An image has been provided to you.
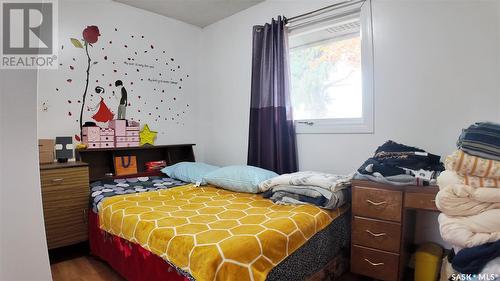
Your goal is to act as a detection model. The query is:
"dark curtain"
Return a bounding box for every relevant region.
[247,16,298,174]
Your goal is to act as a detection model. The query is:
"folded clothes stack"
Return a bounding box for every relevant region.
[353,140,444,186]
[436,122,500,276]
[259,171,352,209]
[458,122,500,161]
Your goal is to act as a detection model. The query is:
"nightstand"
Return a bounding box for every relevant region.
[350,180,439,281]
[39,162,89,249]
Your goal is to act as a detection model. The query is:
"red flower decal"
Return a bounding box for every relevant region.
[82,26,100,44]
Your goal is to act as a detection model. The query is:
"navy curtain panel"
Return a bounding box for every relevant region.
[247,16,298,174]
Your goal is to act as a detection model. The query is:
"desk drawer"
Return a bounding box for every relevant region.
[351,245,399,281]
[353,186,403,222]
[405,192,438,211]
[352,216,401,252]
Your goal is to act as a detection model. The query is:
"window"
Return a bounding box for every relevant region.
[288,0,374,134]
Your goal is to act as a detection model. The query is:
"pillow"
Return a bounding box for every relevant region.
[161,162,219,185]
[203,165,278,193]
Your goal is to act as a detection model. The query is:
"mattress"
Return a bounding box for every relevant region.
[90,177,350,281]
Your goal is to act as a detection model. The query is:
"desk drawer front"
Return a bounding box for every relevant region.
[351,245,399,281]
[405,192,438,211]
[352,186,403,222]
[352,216,401,252]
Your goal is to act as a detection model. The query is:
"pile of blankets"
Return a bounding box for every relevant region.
[354,140,444,186]
[259,171,352,209]
[436,122,500,276]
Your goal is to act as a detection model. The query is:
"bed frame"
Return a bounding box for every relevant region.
[79,143,350,281]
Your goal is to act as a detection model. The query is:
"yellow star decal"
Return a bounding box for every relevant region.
[139,124,157,146]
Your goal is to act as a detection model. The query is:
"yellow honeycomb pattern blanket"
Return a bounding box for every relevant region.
[99,185,347,281]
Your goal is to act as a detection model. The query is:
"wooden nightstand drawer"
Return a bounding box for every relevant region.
[40,164,89,249]
[351,245,400,281]
[352,216,401,252]
[353,186,403,222]
[405,192,438,211]
[40,167,88,188]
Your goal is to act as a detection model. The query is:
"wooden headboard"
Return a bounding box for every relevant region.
[76,144,195,182]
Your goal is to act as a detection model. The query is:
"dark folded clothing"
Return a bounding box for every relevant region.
[452,240,500,274]
[358,158,409,177]
[458,122,500,161]
[373,140,443,171]
[357,141,444,185]
[262,190,327,206]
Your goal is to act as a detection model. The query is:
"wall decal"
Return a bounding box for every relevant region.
[70,25,101,139]
[139,124,157,146]
[114,80,127,119]
[95,86,105,94]
[41,100,49,112]
[38,3,196,145]
[92,97,114,122]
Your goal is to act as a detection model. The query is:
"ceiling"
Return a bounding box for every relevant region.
[113,0,265,28]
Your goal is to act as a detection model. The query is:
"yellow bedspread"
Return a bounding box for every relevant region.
[99,185,347,281]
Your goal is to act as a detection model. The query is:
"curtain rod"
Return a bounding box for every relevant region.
[286,0,364,23]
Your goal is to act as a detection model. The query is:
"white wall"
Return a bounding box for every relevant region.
[0,70,52,281]
[38,1,202,154]
[199,0,500,245]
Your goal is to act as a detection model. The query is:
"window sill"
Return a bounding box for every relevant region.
[295,119,374,134]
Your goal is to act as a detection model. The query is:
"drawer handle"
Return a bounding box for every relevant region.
[364,258,385,266]
[51,178,64,183]
[83,209,88,223]
[365,229,387,237]
[366,199,387,206]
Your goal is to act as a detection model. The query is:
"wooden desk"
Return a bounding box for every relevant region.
[350,180,439,281]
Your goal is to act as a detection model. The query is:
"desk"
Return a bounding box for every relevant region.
[350,180,439,281]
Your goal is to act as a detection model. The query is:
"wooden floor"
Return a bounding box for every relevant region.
[51,256,125,281]
[49,243,125,281]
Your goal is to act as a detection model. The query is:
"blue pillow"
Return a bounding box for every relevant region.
[161,162,219,185]
[203,165,278,193]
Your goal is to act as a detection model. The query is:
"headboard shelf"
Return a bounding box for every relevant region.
[76,144,195,152]
[76,144,195,182]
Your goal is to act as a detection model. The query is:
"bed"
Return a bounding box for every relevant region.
[87,176,351,281]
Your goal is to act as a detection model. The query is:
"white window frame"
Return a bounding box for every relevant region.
[290,0,374,134]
